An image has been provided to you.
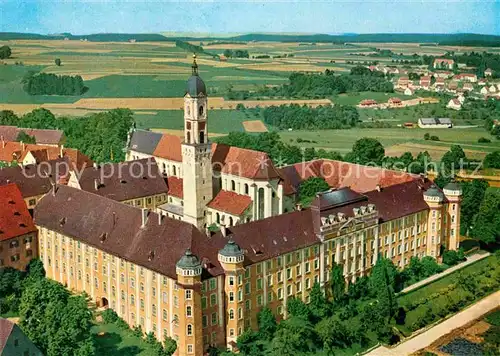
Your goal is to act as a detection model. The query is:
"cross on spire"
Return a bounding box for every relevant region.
[192,54,198,76]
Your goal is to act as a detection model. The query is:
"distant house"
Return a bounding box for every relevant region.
[433,58,454,69]
[447,81,458,92]
[434,71,452,79]
[359,99,378,107]
[485,68,493,77]
[0,318,43,356]
[388,97,402,107]
[463,82,473,91]
[404,88,414,96]
[129,39,136,43]
[419,76,431,89]
[478,78,487,86]
[489,85,497,93]
[434,77,445,91]
[481,86,489,95]
[454,73,477,83]
[0,126,65,147]
[397,76,409,88]
[418,118,453,128]
[219,54,227,62]
[447,98,462,110]
[404,122,415,128]
[457,94,465,104]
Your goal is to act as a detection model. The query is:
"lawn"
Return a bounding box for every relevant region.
[92,322,158,356]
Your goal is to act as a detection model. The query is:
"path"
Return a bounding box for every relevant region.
[366,290,500,356]
[400,252,490,294]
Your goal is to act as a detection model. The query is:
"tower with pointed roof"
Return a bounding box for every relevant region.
[423,184,445,258]
[175,249,204,356]
[182,55,213,229]
[217,239,245,349]
[443,181,462,250]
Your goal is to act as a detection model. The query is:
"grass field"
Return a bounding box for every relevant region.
[92,322,157,356]
[280,127,500,159]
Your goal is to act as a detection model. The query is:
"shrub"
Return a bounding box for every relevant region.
[430,135,440,141]
[101,308,119,323]
[133,325,143,337]
[424,133,430,140]
[442,249,465,266]
[115,317,129,330]
[478,137,491,143]
[486,310,500,327]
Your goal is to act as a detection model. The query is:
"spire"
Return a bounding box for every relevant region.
[191,54,198,76]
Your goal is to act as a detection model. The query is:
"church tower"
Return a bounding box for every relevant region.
[182,55,213,229]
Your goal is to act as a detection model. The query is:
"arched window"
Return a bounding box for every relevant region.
[199,131,204,144]
[199,105,204,116]
[216,213,220,224]
[229,217,234,226]
[229,309,234,320]
[173,166,177,176]
[187,324,193,336]
[130,294,135,305]
[231,180,236,191]
[244,183,249,195]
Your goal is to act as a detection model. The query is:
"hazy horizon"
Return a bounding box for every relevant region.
[1,0,499,36]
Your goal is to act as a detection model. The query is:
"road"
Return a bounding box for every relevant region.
[366,290,500,356]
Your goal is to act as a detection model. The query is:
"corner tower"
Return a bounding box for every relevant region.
[423,185,445,258]
[176,249,204,356]
[182,55,213,229]
[443,181,462,250]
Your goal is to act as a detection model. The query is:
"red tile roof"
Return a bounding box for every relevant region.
[208,190,252,215]
[152,134,182,162]
[282,159,418,193]
[0,318,14,353]
[0,184,37,241]
[167,176,183,198]
[388,97,402,103]
[360,99,377,106]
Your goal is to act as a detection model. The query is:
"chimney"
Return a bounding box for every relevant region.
[376,184,381,192]
[59,144,64,158]
[220,224,227,237]
[94,179,99,190]
[141,208,149,228]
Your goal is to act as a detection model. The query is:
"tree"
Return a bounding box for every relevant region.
[441,145,466,173]
[442,249,465,266]
[55,58,62,66]
[350,65,372,76]
[0,45,11,59]
[483,151,500,169]
[298,177,330,206]
[330,262,345,304]
[316,316,353,351]
[237,330,265,356]
[369,258,397,320]
[16,131,36,144]
[346,138,385,165]
[470,189,500,244]
[257,307,277,340]
[308,282,329,320]
[268,317,317,355]
[286,297,311,320]
[460,180,489,235]
[162,336,177,356]
[20,278,95,355]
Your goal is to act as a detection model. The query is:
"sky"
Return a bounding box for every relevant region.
[0,0,499,35]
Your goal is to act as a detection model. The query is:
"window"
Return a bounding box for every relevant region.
[210,294,217,306]
[185,290,192,300]
[202,315,208,328]
[209,279,216,290]
[256,263,262,274]
[229,309,234,320]
[287,285,292,296]
[187,324,193,336]
[277,271,283,282]
[267,275,273,286]
[186,306,192,317]
[211,312,217,325]
[201,297,207,309]
[306,278,311,289]
[140,282,144,292]
[278,288,283,300]
[257,295,263,306]
[245,282,251,294]
[245,300,251,311]
[140,299,144,310]
[9,240,19,248]
[229,276,235,286]
[286,268,292,280]
[314,258,319,270]
[305,262,310,273]
[163,309,168,321]
[296,265,301,276]
[130,294,135,305]
[130,278,135,288]
[257,278,262,290]
[229,292,234,302]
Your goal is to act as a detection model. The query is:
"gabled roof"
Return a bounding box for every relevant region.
[0,157,71,198]
[153,134,182,162]
[166,176,183,198]
[208,190,252,216]
[212,143,282,180]
[0,184,37,241]
[128,130,163,155]
[281,159,418,194]
[34,185,215,279]
[75,158,168,201]
[0,318,14,353]
[0,126,64,145]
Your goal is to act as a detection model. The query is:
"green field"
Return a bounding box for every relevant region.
[134,109,265,133]
[333,91,416,106]
[279,127,500,159]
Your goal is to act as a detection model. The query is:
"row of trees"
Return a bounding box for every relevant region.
[223,49,249,58]
[226,69,394,100]
[0,108,134,162]
[0,45,11,59]
[262,104,359,130]
[22,72,86,95]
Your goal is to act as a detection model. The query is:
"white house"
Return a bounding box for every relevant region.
[447,98,462,111]
[404,88,414,96]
